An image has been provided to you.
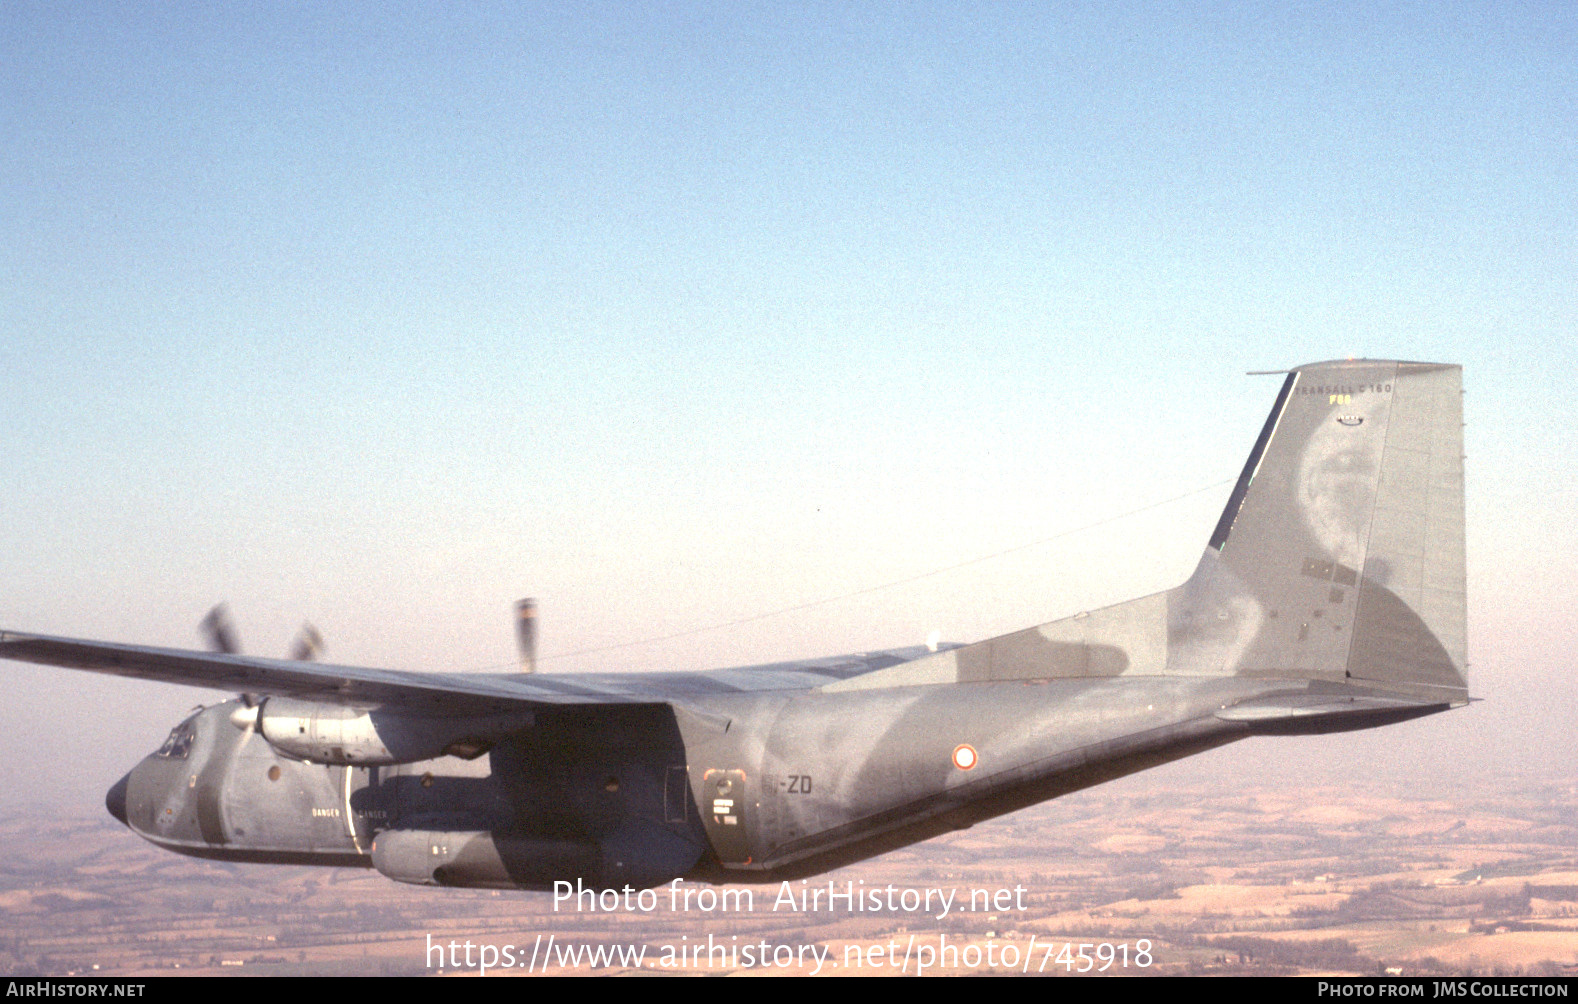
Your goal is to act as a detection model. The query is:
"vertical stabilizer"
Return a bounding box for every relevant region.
[823,359,1468,697]
[1173,360,1466,698]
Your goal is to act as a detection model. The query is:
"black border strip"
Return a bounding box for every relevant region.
[1208,371,1296,551]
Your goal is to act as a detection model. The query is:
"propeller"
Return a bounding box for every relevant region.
[515,597,537,674]
[289,623,324,662]
[201,604,325,722]
[200,604,239,655]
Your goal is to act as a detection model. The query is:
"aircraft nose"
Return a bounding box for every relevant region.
[105,772,130,827]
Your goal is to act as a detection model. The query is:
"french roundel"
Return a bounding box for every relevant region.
[952,744,978,770]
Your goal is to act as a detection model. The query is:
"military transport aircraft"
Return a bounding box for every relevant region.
[0,359,1467,890]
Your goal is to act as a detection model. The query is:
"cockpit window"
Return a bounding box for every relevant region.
[155,717,198,759]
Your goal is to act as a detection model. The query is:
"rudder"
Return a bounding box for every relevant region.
[1346,363,1466,698]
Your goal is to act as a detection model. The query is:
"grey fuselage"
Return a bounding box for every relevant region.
[109,669,1443,889]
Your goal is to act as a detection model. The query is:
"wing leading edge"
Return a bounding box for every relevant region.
[0,630,947,713]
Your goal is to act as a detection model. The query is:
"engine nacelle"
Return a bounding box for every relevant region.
[232,698,531,765]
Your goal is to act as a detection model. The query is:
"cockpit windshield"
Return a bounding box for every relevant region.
[155,715,198,759]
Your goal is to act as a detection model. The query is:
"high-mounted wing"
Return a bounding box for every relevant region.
[0,630,946,713]
[0,631,575,713]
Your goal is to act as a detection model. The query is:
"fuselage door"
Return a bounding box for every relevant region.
[700,768,751,865]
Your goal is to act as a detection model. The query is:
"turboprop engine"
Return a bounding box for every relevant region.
[231,698,531,765]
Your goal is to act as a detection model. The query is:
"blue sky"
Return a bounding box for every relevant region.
[1,3,1574,808]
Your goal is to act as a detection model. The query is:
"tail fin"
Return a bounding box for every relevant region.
[1174,359,1467,699]
[826,359,1468,700]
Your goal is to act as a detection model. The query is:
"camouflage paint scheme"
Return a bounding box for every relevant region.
[0,359,1468,890]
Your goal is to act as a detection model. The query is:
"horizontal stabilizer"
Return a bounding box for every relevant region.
[1215,692,1454,735]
